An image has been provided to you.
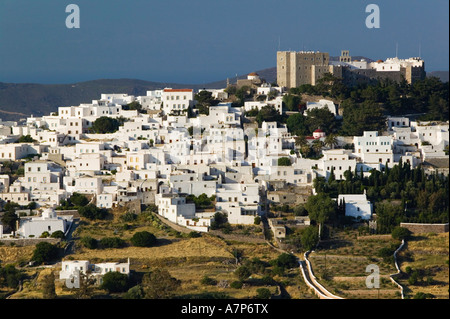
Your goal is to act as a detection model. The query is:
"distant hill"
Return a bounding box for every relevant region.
[427,71,449,83]
[0,78,226,121]
[1,72,277,121]
[1,56,448,121]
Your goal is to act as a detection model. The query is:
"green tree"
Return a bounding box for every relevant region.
[69,193,89,207]
[78,204,108,220]
[391,226,412,241]
[74,272,96,299]
[287,113,308,136]
[42,271,57,299]
[99,237,126,249]
[272,253,298,269]
[17,134,37,143]
[100,271,129,293]
[211,212,229,230]
[0,264,24,289]
[234,265,251,281]
[340,99,386,136]
[90,116,121,133]
[142,268,181,299]
[80,236,98,249]
[194,90,219,113]
[304,193,337,225]
[324,133,339,149]
[201,276,217,286]
[126,101,142,111]
[50,230,65,239]
[282,94,301,111]
[32,242,59,265]
[130,231,157,247]
[311,139,325,156]
[1,210,19,236]
[301,226,319,251]
[124,285,144,299]
[277,157,291,166]
[255,105,283,126]
[305,108,336,134]
[256,288,272,299]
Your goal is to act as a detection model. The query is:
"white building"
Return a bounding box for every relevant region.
[161,88,194,115]
[338,194,373,220]
[305,99,337,117]
[319,149,357,180]
[215,183,261,225]
[16,207,73,238]
[155,192,212,232]
[354,131,394,167]
[59,259,130,284]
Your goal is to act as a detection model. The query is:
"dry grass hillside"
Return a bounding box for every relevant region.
[397,232,449,299]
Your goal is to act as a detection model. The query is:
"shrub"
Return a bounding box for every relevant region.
[130,231,156,247]
[81,236,98,249]
[100,237,126,249]
[187,231,201,238]
[256,288,272,299]
[273,253,298,269]
[234,266,251,281]
[100,271,129,293]
[230,281,243,289]
[391,226,412,241]
[78,204,108,220]
[301,226,319,251]
[261,275,275,285]
[70,193,89,207]
[125,285,144,299]
[121,212,137,222]
[413,292,435,299]
[293,204,307,216]
[90,116,121,133]
[50,230,65,239]
[277,157,292,166]
[377,246,396,263]
[0,264,24,289]
[200,276,217,286]
[40,231,50,238]
[32,242,59,265]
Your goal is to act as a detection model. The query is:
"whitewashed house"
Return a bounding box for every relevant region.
[353,131,394,167]
[17,207,73,238]
[59,259,130,285]
[338,194,373,220]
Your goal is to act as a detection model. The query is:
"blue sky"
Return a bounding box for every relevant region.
[0,0,448,84]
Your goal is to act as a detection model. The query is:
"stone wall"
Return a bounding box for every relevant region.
[0,237,60,247]
[399,223,449,234]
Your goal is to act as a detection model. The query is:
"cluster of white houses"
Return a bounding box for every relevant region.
[0,72,449,238]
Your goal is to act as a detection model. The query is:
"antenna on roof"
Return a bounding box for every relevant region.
[278,36,280,51]
[419,41,421,58]
[396,42,398,58]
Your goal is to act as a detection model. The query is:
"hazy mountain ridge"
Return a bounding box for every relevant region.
[0,56,448,121]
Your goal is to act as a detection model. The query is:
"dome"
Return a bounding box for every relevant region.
[376,59,384,63]
[42,208,57,219]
